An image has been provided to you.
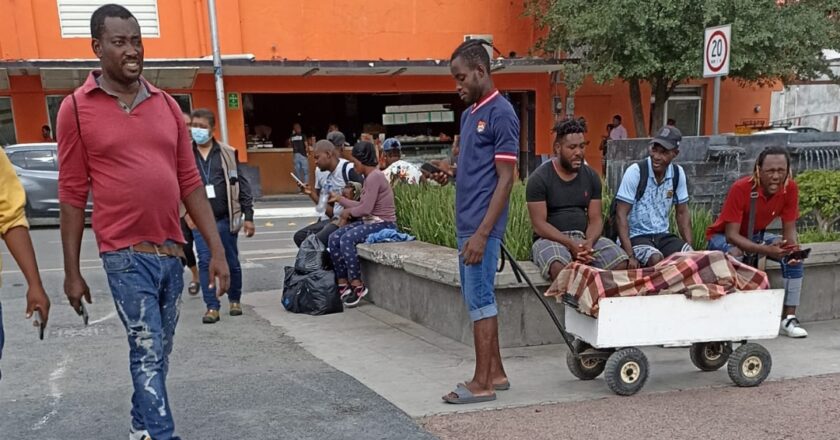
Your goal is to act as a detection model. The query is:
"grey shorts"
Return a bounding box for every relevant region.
[630,233,693,266]
[531,231,629,280]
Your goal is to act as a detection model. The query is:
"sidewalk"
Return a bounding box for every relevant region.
[243,291,840,418]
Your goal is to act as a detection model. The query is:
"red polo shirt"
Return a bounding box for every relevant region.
[706,176,799,240]
[57,71,202,253]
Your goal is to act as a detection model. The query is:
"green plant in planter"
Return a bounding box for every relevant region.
[796,170,840,234]
[799,227,840,244]
[393,183,533,261]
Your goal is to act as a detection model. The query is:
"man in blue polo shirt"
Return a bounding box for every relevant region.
[434,39,518,405]
[615,126,693,268]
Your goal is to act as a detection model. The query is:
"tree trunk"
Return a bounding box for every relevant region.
[628,79,648,138]
[650,79,671,135]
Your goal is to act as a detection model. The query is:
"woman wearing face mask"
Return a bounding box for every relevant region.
[189,109,256,324]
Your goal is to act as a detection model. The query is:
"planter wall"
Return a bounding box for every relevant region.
[357,241,840,348]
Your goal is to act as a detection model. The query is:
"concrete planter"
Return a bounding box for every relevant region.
[357,241,840,348]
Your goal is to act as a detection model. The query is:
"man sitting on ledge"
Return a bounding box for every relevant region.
[706,146,808,338]
[615,126,693,268]
[526,119,629,281]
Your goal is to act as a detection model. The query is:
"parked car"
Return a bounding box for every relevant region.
[3,143,93,219]
[755,126,821,135]
[788,126,821,133]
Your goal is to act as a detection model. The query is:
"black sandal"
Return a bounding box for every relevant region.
[188,282,200,295]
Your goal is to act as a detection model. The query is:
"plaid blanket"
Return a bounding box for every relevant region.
[546,251,769,317]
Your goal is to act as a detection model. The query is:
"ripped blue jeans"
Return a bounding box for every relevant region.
[102,247,184,440]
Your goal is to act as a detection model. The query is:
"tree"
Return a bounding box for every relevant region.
[796,170,840,233]
[528,0,840,137]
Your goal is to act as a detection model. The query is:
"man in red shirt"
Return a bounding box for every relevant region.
[706,146,807,338]
[57,5,230,440]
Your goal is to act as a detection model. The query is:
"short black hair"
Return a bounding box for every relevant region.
[90,4,136,39]
[553,119,587,143]
[451,39,491,73]
[613,115,622,123]
[191,108,216,129]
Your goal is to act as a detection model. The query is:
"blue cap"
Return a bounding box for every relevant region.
[382,138,401,152]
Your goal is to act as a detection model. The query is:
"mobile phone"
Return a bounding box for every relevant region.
[78,303,89,326]
[787,248,811,261]
[421,163,442,175]
[33,310,45,340]
[290,172,304,186]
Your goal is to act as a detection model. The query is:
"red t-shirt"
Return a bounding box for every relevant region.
[57,72,202,253]
[706,176,799,240]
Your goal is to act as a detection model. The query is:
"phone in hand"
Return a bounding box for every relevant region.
[33,310,45,340]
[787,248,812,261]
[420,163,442,175]
[78,302,89,326]
[290,172,304,186]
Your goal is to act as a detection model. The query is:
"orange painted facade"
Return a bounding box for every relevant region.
[0,0,780,185]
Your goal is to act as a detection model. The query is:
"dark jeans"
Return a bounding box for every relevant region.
[328,221,395,281]
[294,219,340,247]
[193,218,242,310]
[102,248,184,440]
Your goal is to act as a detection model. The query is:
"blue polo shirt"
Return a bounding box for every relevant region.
[616,157,689,238]
[455,90,520,239]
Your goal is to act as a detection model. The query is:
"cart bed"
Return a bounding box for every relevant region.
[565,289,784,349]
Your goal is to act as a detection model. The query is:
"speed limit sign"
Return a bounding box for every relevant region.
[704,25,731,77]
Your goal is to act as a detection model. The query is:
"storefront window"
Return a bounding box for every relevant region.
[46,95,68,138]
[172,94,192,113]
[0,97,16,146]
[664,87,703,136]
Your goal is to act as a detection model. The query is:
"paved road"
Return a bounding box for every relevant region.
[0,203,436,440]
[422,373,840,440]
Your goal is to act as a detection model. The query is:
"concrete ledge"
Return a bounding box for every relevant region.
[765,242,840,321]
[357,242,560,348]
[357,241,840,347]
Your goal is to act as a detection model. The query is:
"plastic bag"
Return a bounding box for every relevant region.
[296,234,327,273]
[282,266,342,315]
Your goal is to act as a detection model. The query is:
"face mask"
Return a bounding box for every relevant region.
[191,127,211,145]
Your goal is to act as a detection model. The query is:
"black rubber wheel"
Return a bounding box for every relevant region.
[604,347,649,396]
[689,342,732,372]
[728,343,772,387]
[566,339,606,381]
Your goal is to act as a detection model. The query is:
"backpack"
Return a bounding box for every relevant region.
[603,159,681,241]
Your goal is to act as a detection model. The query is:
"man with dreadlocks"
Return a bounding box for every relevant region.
[706,146,807,338]
[433,38,518,404]
[526,118,629,281]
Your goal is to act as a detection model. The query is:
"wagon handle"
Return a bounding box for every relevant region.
[500,244,577,353]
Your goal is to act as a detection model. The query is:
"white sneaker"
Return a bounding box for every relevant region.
[129,426,151,440]
[781,315,808,338]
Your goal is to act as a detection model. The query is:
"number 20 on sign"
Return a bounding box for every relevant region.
[703,25,731,78]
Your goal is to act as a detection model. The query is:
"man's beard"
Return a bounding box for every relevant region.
[559,155,579,172]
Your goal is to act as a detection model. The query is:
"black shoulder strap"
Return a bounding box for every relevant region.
[747,188,759,241]
[634,159,649,201]
[341,161,351,182]
[71,91,89,154]
[671,163,680,200]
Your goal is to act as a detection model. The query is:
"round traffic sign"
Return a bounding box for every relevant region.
[705,30,729,73]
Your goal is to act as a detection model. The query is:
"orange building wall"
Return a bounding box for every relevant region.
[1,0,535,61]
[4,76,49,143]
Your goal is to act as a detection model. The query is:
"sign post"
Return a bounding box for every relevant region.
[703,24,731,135]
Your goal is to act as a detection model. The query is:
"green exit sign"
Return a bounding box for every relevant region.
[227,92,240,109]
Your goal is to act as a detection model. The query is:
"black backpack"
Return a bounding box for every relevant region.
[603,159,680,241]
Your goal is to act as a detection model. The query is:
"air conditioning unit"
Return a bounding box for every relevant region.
[464,34,494,58]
